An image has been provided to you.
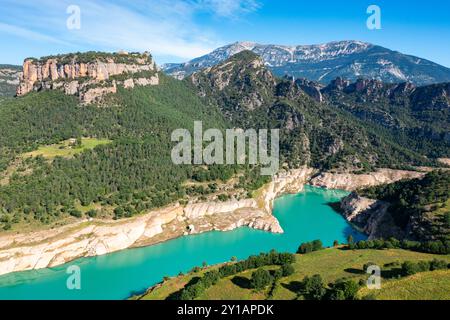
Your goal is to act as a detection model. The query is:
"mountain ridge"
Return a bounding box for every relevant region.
[163,40,450,86]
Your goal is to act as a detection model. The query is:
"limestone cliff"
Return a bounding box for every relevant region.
[16,51,159,103]
[340,193,403,239]
[309,169,425,191]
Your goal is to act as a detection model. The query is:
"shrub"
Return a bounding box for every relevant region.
[86,209,97,218]
[69,209,82,218]
[297,240,324,254]
[250,268,273,290]
[281,263,295,277]
[430,259,448,271]
[329,279,360,300]
[401,261,420,276]
[302,275,326,300]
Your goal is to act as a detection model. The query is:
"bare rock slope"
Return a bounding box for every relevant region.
[16,51,159,103]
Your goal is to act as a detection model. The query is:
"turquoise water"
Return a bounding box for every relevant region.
[0,186,366,300]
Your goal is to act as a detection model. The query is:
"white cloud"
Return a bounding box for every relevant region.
[0,22,71,46]
[196,0,260,18]
[0,0,261,62]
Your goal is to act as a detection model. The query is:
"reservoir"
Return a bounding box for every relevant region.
[0,186,366,299]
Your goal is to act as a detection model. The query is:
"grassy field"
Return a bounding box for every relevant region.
[23,138,112,159]
[359,270,450,300]
[137,248,450,300]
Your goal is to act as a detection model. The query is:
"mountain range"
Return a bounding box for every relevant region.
[0,48,449,236]
[162,41,450,86]
[0,64,21,96]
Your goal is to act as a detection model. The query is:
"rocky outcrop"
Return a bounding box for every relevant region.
[259,167,315,214]
[309,168,425,191]
[295,78,324,102]
[340,193,403,239]
[16,51,159,103]
[190,51,276,111]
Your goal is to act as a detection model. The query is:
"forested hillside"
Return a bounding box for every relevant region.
[189,51,445,170]
[322,80,450,158]
[360,171,450,242]
[0,74,235,230]
[0,51,449,233]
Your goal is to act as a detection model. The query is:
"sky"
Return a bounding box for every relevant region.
[0,0,449,67]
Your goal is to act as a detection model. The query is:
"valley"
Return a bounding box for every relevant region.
[0,45,449,300]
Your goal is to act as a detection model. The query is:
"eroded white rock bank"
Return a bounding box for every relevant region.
[309,168,425,191]
[0,167,425,276]
[0,167,314,275]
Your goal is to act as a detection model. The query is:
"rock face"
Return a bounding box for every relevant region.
[0,199,279,276]
[16,51,159,103]
[340,193,401,239]
[190,51,276,111]
[309,169,425,191]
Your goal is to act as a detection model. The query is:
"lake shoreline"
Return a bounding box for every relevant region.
[0,167,423,277]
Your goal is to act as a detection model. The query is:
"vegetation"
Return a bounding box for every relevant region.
[1,51,449,234]
[136,247,450,300]
[32,51,153,65]
[324,81,450,159]
[358,270,450,300]
[297,239,324,254]
[348,238,450,255]
[359,171,450,241]
[191,51,448,171]
[23,138,112,159]
[171,251,295,300]
[0,75,234,230]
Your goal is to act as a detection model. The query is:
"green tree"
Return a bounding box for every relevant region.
[402,261,420,276]
[250,268,273,291]
[329,280,359,300]
[302,275,326,300]
[281,263,295,277]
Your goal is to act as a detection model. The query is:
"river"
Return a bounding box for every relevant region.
[0,186,366,299]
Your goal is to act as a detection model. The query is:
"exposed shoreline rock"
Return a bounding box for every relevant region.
[0,167,315,276]
[0,202,283,276]
[309,168,425,191]
[0,167,425,276]
[339,193,402,239]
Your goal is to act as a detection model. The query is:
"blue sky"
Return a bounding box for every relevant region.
[1,0,449,67]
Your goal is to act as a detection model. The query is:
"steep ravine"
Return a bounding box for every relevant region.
[0,167,424,276]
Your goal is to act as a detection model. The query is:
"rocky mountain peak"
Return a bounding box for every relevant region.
[190,50,276,112]
[163,41,450,86]
[16,51,159,104]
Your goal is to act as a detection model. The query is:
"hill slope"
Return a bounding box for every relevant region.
[188,50,447,170]
[136,248,450,300]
